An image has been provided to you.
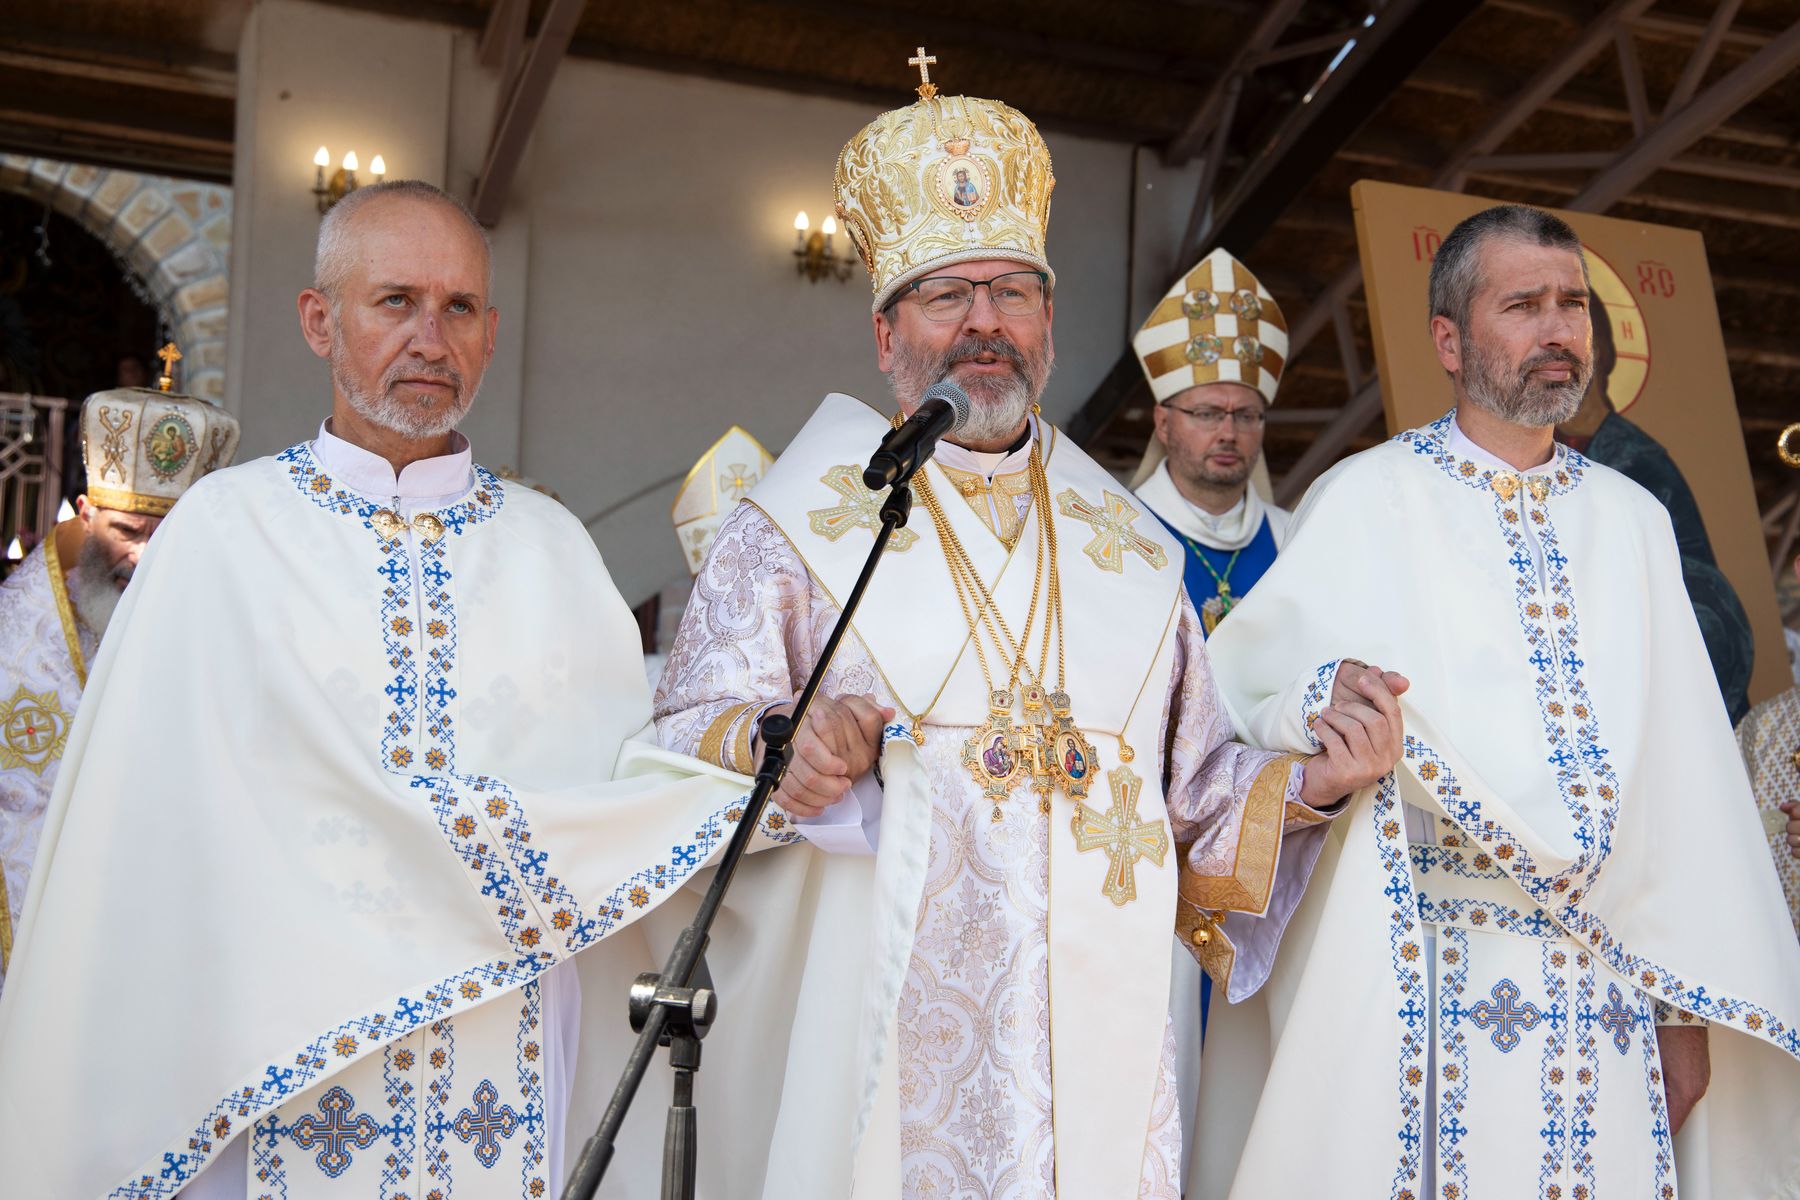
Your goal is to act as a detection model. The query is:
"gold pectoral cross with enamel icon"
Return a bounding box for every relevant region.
[1072,767,1169,906]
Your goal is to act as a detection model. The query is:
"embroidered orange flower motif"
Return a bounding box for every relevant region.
[391,747,413,767]
[460,979,483,1000]
[629,885,651,908]
[394,1049,415,1070]
[552,909,573,930]
[519,927,541,947]
[426,748,447,770]
[487,796,508,819]
[334,1034,358,1057]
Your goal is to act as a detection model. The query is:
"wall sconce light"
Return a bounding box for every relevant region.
[793,210,855,284]
[313,147,387,213]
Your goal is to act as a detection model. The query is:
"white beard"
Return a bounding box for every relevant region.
[67,538,123,639]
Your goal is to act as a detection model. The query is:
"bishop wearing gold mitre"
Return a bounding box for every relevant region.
[0,376,237,999]
[651,52,1406,1198]
[1130,249,1293,636]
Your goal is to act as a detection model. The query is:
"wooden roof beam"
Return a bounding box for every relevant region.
[469,0,584,227]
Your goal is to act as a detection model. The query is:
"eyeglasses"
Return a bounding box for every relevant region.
[1159,402,1266,430]
[895,271,1049,322]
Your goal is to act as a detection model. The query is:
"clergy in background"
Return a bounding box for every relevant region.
[0,383,236,999]
[1747,553,1800,938]
[652,57,1403,1198]
[0,180,766,1198]
[1129,249,1291,636]
[1206,203,1800,1198]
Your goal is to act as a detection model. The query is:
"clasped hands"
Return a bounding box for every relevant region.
[1296,660,1411,810]
[759,694,893,819]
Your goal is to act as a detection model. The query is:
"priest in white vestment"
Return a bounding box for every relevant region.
[1206,204,1800,1198]
[652,60,1405,1199]
[0,181,767,1199]
[0,385,237,998]
[1746,554,1800,939]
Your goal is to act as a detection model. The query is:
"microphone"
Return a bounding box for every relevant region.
[863,381,972,490]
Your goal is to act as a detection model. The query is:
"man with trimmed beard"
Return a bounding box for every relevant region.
[653,60,1403,1197]
[1129,249,1293,638]
[0,383,237,999]
[0,180,770,1198]
[1202,203,1800,1197]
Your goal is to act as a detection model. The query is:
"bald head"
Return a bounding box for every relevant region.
[314,180,492,303]
[298,179,499,455]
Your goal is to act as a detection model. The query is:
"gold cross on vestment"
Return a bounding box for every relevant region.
[155,341,182,391]
[806,464,918,551]
[1072,767,1168,906]
[1056,487,1168,574]
[909,47,939,99]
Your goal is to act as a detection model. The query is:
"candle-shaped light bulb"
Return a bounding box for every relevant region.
[314,146,331,168]
[821,215,837,235]
[794,211,809,231]
[342,150,359,172]
[56,499,75,523]
[5,537,21,562]
[793,211,809,252]
[370,154,386,178]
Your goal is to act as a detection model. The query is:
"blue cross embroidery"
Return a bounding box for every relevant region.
[452,1078,521,1169]
[1598,983,1638,1054]
[1570,1116,1598,1149]
[1508,550,1532,574]
[1519,909,1554,937]
[1468,978,1545,1052]
[426,678,457,708]
[158,1153,194,1183]
[671,844,699,868]
[1383,875,1409,905]
[1547,746,1576,771]
[262,1065,297,1097]
[386,676,417,705]
[1396,997,1426,1029]
[1528,649,1554,674]
[377,559,407,585]
[394,995,425,1023]
[423,560,452,589]
[1439,1116,1470,1146]
[1546,548,1569,571]
[290,1086,381,1178]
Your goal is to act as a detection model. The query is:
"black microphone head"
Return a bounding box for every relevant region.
[920,380,972,432]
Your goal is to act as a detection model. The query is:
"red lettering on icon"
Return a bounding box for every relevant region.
[1635,261,1675,298]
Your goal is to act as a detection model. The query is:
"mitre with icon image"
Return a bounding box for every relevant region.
[81,348,241,516]
[671,426,775,574]
[833,48,1056,313]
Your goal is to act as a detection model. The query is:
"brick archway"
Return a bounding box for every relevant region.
[0,155,230,404]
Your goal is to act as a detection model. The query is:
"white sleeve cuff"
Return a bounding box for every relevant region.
[792,771,884,855]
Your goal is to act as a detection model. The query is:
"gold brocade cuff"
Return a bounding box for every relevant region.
[698,702,761,773]
[1175,752,1302,919]
[1177,903,1237,994]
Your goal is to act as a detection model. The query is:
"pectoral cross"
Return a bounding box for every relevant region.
[155,341,182,392]
[1072,767,1168,906]
[909,47,939,99]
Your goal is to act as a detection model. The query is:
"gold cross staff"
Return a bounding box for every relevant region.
[910,46,939,99]
[155,341,182,392]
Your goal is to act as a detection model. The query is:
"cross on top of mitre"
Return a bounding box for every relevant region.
[155,341,182,392]
[910,46,939,99]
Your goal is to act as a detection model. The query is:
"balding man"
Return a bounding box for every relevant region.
[0,181,768,1197]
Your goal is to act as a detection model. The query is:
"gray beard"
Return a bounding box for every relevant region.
[66,536,124,639]
[887,331,1054,447]
[330,335,475,440]
[1461,338,1587,428]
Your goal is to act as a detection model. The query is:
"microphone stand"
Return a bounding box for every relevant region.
[563,475,917,1200]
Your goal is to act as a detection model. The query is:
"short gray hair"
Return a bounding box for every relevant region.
[1428,204,1587,333]
[313,179,492,301]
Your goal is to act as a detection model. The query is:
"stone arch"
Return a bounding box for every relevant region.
[0,154,230,403]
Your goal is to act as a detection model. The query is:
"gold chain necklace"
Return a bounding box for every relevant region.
[916,442,1097,819]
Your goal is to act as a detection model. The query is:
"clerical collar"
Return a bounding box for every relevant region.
[312,419,474,509]
[936,412,1039,482]
[1447,413,1558,476]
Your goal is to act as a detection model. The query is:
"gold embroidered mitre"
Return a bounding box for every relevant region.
[81,388,241,516]
[1132,248,1288,405]
[835,60,1055,313]
[671,425,775,575]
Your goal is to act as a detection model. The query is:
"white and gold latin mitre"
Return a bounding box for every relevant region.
[81,387,241,516]
[671,425,774,575]
[834,52,1056,313]
[1133,247,1288,406]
